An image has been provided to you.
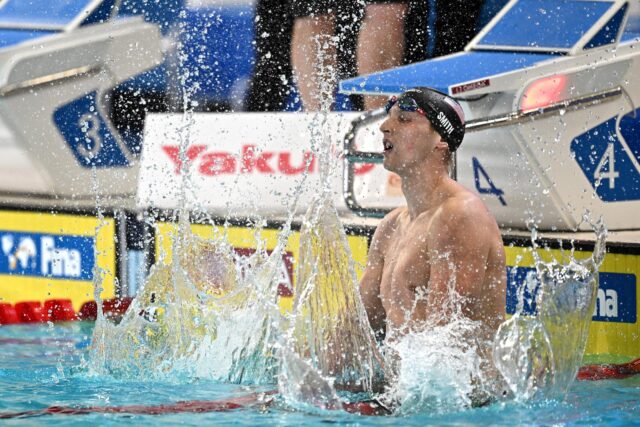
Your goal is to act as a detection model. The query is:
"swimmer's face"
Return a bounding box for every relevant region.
[379,104,445,174]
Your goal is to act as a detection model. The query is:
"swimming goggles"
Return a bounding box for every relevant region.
[384,95,426,116]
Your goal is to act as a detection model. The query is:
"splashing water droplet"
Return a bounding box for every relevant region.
[493,215,606,400]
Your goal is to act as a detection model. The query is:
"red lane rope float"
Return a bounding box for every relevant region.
[0,303,19,325]
[44,299,77,322]
[15,301,47,323]
[78,297,133,321]
[0,391,390,419]
[342,400,391,416]
[0,297,135,325]
[578,358,640,381]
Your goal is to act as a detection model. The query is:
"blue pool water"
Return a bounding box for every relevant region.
[1,322,640,426]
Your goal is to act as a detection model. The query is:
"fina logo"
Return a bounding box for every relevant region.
[593,288,618,319]
[0,232,94,280]
[506,268,636,323]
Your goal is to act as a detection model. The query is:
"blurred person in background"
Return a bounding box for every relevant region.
[289,0,364,111]
[244,0,295,111]
[246,0,498,112]
[359,0,489,109]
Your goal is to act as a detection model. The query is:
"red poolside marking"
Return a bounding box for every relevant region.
[78,301,98,320]
[0,391,388,419]
[0,391,277,419]
[578,358,640,381]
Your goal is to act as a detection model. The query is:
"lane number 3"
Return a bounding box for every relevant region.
[77,113,102,160]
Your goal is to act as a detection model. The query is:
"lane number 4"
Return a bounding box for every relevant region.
[594,143,619,189]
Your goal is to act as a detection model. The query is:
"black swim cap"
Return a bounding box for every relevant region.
[397,87,466,152]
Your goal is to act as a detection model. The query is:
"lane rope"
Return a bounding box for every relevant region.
[578,358,640,381]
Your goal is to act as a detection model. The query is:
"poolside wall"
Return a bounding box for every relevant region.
[0,207,638,363]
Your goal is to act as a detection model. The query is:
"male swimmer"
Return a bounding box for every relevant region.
[359,87,507,404]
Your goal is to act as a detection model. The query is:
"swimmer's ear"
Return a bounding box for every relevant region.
[434,137,449,151]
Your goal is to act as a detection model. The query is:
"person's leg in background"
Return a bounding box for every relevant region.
[291,0,338,111]
[433,0,485,58]
[357,1,409,110]
[403,0,428,64]
[245,0,294,111]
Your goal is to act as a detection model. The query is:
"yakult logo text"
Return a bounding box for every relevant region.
[162,145,375,176]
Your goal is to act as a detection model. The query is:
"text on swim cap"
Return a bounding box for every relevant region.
[437,111,454,135]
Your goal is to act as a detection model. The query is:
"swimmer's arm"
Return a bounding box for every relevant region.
[359,218,390,338]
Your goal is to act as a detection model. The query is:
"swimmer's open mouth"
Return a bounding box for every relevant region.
[383,140,393,152]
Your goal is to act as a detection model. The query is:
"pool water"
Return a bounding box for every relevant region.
[1,322,639,426]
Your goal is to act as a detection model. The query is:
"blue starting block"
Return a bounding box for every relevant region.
[477,0,620,51]
[338,0,640,231]
[0,0,114,50]
[0,0,115,30]
[0,0,184,94]
[0,0,181,51]
[339,51,555,96]
[340,0,635,96]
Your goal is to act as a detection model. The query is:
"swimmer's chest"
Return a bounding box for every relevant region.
[381,219,432,293]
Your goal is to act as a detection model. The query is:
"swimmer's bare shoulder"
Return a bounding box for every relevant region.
[426,186,505,323]
[433,187,497,234]
[367,206,405,257]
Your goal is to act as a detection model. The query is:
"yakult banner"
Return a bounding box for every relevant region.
[138,113,405,215]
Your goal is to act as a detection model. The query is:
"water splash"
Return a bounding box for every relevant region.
[382,317,492,414]
[370,271,504,414]
[493,215,607,401]
[279,194,387,402]
[492,309,555,400]
[88,215,285,384]
[277,26,391,406]
[278,346,343,411]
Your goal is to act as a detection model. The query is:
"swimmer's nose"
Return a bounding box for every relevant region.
[379,116,391,134]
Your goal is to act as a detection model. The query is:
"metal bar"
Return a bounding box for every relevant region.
[0,22,66,31]
[0,65,99,97]
[116,210,129,298]
[342,86,623,218]
[343,109,388,218]
[473,45,571,54]
[465,86,622,132]
[66,0,109,32]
